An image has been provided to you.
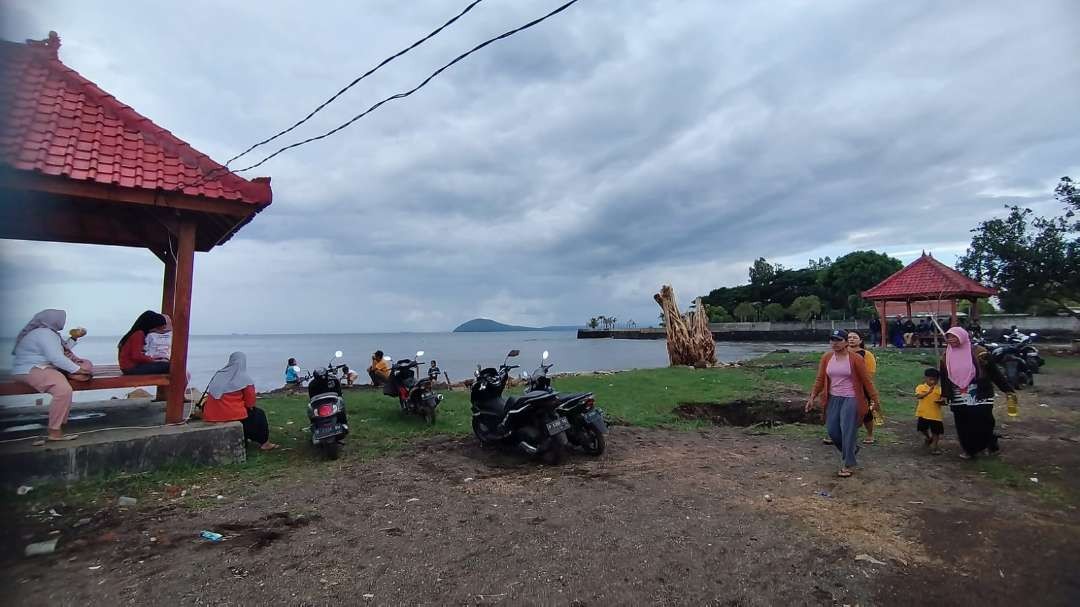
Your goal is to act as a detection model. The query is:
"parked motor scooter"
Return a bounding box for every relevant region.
[383,350,443,424]
[523,350,607,455]
[470,349,569,464]
[306,350,350,459]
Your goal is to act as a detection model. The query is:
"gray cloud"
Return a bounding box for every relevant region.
[2,0,1079,335]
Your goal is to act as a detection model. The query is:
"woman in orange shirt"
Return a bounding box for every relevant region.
[203,352,277,451]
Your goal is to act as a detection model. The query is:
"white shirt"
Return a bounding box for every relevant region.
[12,328,81,375]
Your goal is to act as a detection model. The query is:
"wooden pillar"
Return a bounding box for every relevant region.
[878,301,888,347]
[970,298,980,322]
[950,298,958,327]
[165,219,196,423]
[156,252,177,403]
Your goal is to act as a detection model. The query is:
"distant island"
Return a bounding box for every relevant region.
[453,318,579,333]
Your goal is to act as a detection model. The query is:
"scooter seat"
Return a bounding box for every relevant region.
[506,390,556,412]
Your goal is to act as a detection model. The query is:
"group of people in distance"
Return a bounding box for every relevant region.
[806,325,1015,478]
[867,315,983,348]
[283,350,389,388]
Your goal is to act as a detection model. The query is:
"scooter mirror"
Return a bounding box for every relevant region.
[542,350,549,360]
[507,349,520,357]
[416,350,425,358]
[334,350,343,359]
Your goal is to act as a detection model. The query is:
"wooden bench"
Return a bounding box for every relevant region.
[0,365,169,396]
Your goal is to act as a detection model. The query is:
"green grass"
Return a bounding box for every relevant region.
[973,458,1069,505]
[6,349,1073,510]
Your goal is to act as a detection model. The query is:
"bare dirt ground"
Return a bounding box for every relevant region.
[4,365,1078,606]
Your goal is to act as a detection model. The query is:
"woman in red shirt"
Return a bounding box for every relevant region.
[118,311,169,374]
[203,352,278,450]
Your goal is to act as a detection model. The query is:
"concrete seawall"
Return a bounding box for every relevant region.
[579,315,1080,342]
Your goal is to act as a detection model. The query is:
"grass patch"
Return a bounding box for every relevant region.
[973,458,1069,505]
[4,348,1068,510]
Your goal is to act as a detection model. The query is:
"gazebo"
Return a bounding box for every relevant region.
[0,32,272,422]
[861,252,997,347]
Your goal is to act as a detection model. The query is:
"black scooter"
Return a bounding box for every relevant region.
[383,350,443,424]
[470,349,569,464]
[306,350,349,459]
[523,350,607,456]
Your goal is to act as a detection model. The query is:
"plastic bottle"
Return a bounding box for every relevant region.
[200,531,223,542]
[873,407,885,427]
[1006,393,1019,417]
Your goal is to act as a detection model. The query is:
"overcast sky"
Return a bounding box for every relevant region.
[2,0,1078,336]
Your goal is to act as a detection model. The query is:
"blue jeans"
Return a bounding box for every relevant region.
[826,395,859,468]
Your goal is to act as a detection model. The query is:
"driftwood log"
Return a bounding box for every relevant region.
[653,285,717,366]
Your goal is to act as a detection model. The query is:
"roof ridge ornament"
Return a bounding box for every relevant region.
[26,31,61,58]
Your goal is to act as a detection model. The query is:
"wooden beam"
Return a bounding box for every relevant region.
[878,301,888,348]
[165,218,196,423]
[950,299,958,327]
[0,171,265,217]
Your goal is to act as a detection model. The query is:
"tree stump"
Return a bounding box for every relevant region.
[653,285,717,366]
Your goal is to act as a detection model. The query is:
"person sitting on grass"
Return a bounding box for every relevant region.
[915,368,946,454]
[368,350,390,386]
[203,352,278,451]
[284,357,303,385]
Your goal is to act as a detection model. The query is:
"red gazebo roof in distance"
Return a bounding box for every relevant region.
[862,252,997,300]
[0,32,271,205]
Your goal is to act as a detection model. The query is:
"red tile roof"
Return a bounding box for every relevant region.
[0,32,271,205]
[862,253,997,300]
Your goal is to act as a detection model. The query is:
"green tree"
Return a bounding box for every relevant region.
[958,299,997,316]
[749,257,779,286]
[821,251,904,310]
[957,177,1079,318]
[733,301,757,321]
[705,304,733,323]
[789,295,822,323]
[762,302,787,321]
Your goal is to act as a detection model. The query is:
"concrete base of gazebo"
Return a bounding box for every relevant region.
[0,417,245,486]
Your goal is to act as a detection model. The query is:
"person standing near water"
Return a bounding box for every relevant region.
[940,327,1014,459]
[806,330,880,478]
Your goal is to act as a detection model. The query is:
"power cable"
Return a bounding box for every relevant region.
[223,0,486,167]
[226,0,581,175]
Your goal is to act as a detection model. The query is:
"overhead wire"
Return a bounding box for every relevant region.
[222,0,486,168]
[225,0,581,175]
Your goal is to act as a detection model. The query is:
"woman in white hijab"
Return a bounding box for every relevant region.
[202,352,277,450]
[11,309,93,442]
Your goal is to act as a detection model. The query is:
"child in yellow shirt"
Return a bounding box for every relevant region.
[915,368,945,454]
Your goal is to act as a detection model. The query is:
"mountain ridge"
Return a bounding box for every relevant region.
[453,318,579,333]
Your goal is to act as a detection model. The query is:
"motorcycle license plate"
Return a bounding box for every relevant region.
[313,423,343,441]
[546,417,571,436]
[584,409,608,433]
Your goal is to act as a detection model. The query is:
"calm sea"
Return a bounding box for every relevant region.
[0,332,818,402]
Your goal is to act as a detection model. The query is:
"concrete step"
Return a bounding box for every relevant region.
[0,421,245,486]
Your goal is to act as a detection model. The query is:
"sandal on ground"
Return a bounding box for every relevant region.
[838,468,853,478]
[259,442,279,451]
[930,448,942,455]
[958,451,973,460]
[48,434,79,442]
[862,437,874,445]
[822,437,834,445]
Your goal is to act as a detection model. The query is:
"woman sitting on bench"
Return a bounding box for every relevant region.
[118,311,170,375]
[11,309,93,442]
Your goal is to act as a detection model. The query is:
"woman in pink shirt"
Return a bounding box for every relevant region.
[805,330,880,477]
